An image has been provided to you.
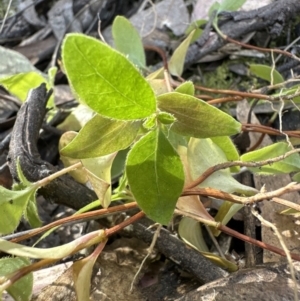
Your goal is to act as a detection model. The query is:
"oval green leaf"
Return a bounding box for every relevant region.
[112,16,146,68]
[241,142,300,174]
[126,129,185,224]
[62,34,156,120]
[60,114,141,159]
[249,64,284,84]
[157,92,241,138]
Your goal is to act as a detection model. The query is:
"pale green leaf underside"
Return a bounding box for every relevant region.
[61,114,141,159]
[188,138,257,195]
[126,129,185,224]
[157,92,241,138]
[241,142,300,174]
[62,34,156,120]
[112,16,146,68]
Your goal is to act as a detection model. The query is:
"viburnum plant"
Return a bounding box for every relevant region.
[1,10,300,301]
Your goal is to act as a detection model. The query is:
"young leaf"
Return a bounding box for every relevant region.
[249,64,284,85]
[126,129,185,224]
[188,138,257,195]
[157,92,241,138]
[175,81,195,96]
[169,30,195,77]
[157,112,176,125]
[0,257,33,301]
[241,142,300,174]
[60,114,141,159]
[62,34,156,120]
[112,16,146,68]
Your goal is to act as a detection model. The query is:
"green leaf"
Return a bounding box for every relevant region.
[249,64,284,85]
[126,129,185,224]
[73,240,106,301]
[57,105,95,132]
[143,114,157,131]
[210,136,240,172]
[60,114,141,159]
[62,33,156,120]
[208,2,221,18]
[188,138,257,195]
[175,81,195,96]
[169,30,195,77]
[292,171,300,182]
[179,217,209,252]
[16,157,31,187]
[157,92,241,138]
[59,131,88,184]
[157,112,176,125]
[82,153,116,208]
[279,208,300,217]
[219,0,247,12]
[112,16,146,68]
[111,149,128,179]
[148,79,169,96]
[241,142,300,174]
[0,230,105,259]
[211,202,243,236]
[24,195,42,228]
[73,256,96,301]
[0,72,48,102]
[0,257,33,301]
[60,131,115,207]
[0,186,37,235]
[178,217,238,272]
[185,20,206,43]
